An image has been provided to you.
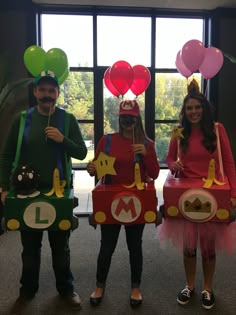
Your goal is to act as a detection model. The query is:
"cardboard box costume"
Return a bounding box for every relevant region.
[92,182,158,224]
[91,134,159,225]
[5,107,75,231]
[163,172,231,222]
[162,124,232,223]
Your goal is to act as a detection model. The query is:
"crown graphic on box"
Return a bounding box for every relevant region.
[184,197,211,213]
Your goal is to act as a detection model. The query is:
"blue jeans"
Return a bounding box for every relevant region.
[20,230,74,298]
[96,224,145,288]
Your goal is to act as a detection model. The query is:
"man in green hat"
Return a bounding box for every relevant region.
[0,70,87,313]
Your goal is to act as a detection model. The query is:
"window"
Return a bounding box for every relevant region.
[97,16,151,66]
[155,18,204,166]
[39,9,207,213]
[155,18,204,68]
[41,14,93,67]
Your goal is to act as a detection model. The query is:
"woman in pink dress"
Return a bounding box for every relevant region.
[158,80,236,310]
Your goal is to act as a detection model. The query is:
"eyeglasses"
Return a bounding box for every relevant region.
[185,104,202,111]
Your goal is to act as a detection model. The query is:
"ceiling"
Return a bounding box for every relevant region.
[32,0,236,10]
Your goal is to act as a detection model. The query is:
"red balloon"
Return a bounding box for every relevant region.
[104,67,120,97]
[109,60,134,95]
[130,65,151,96]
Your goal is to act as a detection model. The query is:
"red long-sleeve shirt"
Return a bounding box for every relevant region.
[95,133,160,185]
[166,123,236,197]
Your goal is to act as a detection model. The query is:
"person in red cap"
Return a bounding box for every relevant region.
[87,99,160,307]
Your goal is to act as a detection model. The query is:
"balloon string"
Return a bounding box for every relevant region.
[204,79,209,97]
[177,138,180,161]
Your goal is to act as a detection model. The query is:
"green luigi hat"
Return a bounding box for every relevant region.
[34,70,59,87]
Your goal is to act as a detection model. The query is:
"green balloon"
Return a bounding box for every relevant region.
[58,69,69,85]
[45,48,68,78]
[23,45,46,76]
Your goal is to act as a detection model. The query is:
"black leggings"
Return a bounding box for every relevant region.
[96,224,145,288]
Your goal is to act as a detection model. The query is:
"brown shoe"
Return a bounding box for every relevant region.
[63,291,82,310]
[10,295,32,315]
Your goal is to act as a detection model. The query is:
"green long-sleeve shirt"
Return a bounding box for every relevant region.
[0,106,87,191]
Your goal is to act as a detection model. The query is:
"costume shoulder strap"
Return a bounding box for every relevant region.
[57,108,72,187]
[56,107,70,137]
[13,110,28,170]
[64,110,70,138]
[104,134,112,184]
[215,122,224,181]
[105,133,112,155]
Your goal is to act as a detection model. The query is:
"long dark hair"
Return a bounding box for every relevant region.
[179,93,216,153]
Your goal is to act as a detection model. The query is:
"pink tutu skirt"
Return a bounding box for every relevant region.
[157,218,236,258]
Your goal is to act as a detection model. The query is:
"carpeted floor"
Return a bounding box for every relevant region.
[1,218,236,315]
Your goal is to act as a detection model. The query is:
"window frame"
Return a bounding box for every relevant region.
[34,5,212,170]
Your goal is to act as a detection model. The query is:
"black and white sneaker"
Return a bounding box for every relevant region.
[201,290,215,310]
[177,286,194,305]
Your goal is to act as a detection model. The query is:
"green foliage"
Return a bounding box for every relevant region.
[58,71,94,139]
[58,71,93,120]
[58,71,198,149]
[154,74,195,164]
[104,97,120,133]
[155,74,187,121]
[156,137,169,164]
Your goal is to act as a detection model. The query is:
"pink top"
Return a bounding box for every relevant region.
[95,133,160,185]
[166,123,236,197]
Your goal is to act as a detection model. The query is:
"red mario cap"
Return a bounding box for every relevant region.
[119,100,140,116]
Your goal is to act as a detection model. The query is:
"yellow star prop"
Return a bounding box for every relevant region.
[202,158,225,188]
[94,152,117,179]
[171,126,184,140]
[44,168,66,198]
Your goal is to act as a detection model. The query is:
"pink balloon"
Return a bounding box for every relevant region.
[104,67,120,97]
[175,51,193,78]
[181,39,206,72]
[109,60,134,95]
[130,65,151,96]
[199,47,224,79]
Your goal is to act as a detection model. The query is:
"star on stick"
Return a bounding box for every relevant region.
[94,152,117,179]
[171,126,184,140]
